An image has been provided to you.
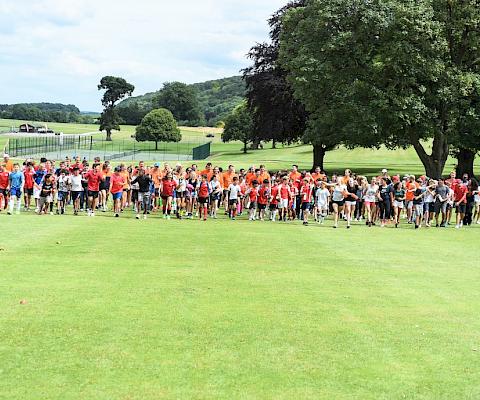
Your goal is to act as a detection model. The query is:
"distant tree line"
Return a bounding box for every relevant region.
[0,103,96,124]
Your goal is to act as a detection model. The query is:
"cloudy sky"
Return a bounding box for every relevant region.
[0,0,285,111]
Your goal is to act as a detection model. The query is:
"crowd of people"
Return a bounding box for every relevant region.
[1,153,479,229]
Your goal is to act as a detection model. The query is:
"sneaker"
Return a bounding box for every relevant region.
[455,224,460,229]
[115,213,119,218]
[49,212,53,215]
[143,215,147,220]
[166,215,171,220]
[136,214,140,220]
[91,212,95,217]
[346,225,351,229]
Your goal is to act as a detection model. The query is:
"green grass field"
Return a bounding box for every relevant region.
[1,212,479,399]
[1,118,478,176]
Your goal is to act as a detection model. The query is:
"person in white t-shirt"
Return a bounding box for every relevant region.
[227,176,242,220]
[314,180,330,224]
[70,167,84,215]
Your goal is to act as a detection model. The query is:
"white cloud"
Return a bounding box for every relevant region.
[0,0,286,110]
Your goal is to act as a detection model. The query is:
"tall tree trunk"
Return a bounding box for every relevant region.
[106,129,112,142]
[411,134,449,179]
[313,144,326,171]
[272,139,276,149]
[455,148,476,178]
[243,140,248,154]
[155,140,158,151]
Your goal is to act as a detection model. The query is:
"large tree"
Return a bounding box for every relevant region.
[279,0,480,178]
[153,82,204,126]
[243,2,309,157]
[222,103,254,154]
[279,0,384,170]
[135,108,181,150]
[98,76,135,141]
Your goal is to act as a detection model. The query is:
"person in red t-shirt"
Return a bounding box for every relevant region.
[277,176,292,222]
[84,164,104,216]
[197,174,211,221]
[257,179,270,221]
[300,178,314,225]
[23,163,35,210]
[160,172,178,218]
[109,167,125,217]
[245,180,259,221]
[269,180,280,221]
[0,165,9,210]
[454,182,468,228]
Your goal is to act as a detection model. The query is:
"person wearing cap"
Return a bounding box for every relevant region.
[3,154,13,172]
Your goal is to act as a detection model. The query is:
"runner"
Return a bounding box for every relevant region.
[277,176,292,222]
[197,174,211,221]
[363,178,379,227]
[37,174,55,215]
[70,167,83,216]
[23,162,35,211]
[245,180,259,221]
[454,180,468,229]
[377,178,393,227]
[300,177,313,225]
[131,168,153,220]
[227,176,243,220]
[56,169,71,215]
[8,163,24,215]
[392,181,405,228]
[84,163,104,217]
[160,172,177,219]
[0,165,9,211]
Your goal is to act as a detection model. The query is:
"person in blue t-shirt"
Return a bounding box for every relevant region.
[8,163,24,215]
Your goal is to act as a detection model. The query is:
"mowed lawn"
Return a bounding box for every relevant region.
[0,214,479,399]
[2,118,479,175]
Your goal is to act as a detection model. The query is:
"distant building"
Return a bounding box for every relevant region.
[19,123,36,133]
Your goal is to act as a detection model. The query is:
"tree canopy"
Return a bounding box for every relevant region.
[222,103,254,154]
[98,76,135,141]
[153,82,204,126]
[135,108,181,150]
[279,0,480,178]
[243,1,308,155]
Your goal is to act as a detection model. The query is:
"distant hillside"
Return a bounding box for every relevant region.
[0,102,97,124]
[118,76,245,127]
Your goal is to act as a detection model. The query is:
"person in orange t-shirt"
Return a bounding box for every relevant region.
[222,165,236,210]
[405,175,418,222]
[257,165,270,185]
[245,167,256,186]
[2,154,13,172]
[289,165,301,184]
[199,162,214,182]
